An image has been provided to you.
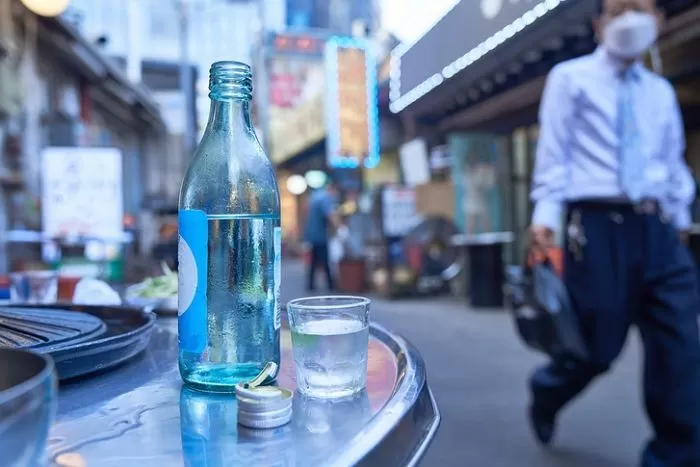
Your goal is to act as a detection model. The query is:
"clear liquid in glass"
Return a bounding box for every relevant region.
[291,319,369,398]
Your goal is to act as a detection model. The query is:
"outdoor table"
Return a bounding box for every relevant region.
[48,316,440,466]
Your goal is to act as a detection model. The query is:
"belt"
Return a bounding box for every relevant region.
[632,199,661,215]
[568,199,668,222]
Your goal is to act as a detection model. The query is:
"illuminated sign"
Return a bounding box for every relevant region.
[267,48,326,165]
[268,33,326,56]
[325,37,379,169]
[269,93,325,165]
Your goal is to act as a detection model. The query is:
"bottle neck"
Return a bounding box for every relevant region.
[206,98,253,133]
[205,61,254,134]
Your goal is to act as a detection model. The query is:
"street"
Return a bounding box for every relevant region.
[282,260,647,467]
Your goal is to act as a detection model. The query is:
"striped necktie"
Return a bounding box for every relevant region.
[618,68,645,202]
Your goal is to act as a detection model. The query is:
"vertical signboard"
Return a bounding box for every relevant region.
[325,37,379,169]
[266,32,327,165]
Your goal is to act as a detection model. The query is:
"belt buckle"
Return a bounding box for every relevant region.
[634,199,655,215]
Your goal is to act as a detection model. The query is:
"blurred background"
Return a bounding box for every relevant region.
[0,0,698,297]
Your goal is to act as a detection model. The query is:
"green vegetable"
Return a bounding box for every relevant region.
[135,262,178,298]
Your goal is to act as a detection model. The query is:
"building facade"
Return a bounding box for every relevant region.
[285,0,380,34]
[0,0,165,274]
[64,0,287,139]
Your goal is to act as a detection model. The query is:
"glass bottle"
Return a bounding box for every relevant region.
[178,61,281,391]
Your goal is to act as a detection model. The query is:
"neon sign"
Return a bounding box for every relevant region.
[325,37,380,169]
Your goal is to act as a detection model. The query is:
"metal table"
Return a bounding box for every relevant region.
[48,318,440,466]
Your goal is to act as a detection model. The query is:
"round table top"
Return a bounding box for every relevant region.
[48,317,438,466]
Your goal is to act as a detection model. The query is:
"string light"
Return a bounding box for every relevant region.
[390,0,566,114]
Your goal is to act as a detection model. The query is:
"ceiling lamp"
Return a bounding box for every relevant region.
[21,0,70,17]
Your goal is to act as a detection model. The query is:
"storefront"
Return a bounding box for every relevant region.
[276,142,329,251]
[659,5,700,223]
[391,0,700,263]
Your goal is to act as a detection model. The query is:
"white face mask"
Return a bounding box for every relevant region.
[602,11,658,59]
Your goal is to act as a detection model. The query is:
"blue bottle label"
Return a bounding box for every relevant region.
[274,226,281,330]
[178,209,208,353]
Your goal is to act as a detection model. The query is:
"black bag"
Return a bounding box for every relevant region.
[505,260,588,361]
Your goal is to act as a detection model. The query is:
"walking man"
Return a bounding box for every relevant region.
[304,180,340,291]
[529,0,700,465]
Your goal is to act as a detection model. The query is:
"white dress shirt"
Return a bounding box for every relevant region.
[531,47,694,231]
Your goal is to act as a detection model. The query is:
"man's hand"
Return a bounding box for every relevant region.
[529,225,555,253]
[680,230,690,245]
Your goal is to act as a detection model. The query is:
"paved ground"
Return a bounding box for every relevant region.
[282,260,648,467]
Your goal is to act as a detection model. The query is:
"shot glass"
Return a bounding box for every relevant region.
[287,296,370,399]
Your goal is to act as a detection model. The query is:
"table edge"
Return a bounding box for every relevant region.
[330,321,441,466]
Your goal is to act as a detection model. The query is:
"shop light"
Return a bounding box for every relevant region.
[286,175,308,195]
[389,0,461,108]
[389,0,566,114]
[20,0,70,17]
[305,170,327,189]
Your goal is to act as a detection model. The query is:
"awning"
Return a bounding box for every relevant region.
[390,0,698,126]
[36,15,165,131]
[390,0,597,118]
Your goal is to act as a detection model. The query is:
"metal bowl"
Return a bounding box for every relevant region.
[0,348,57,466]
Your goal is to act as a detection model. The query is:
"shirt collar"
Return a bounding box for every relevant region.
[594,47,644,81]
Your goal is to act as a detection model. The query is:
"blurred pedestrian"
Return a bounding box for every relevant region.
[304,180,341,291]
[528,0,700,464]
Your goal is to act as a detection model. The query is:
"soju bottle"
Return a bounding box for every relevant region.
[178,61,281,391]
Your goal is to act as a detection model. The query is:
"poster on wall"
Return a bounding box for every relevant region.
[325,37,379,169]
[399,138,430,187]
[41,147,123,240]
[451,134,506,235]
[382,186,421,237]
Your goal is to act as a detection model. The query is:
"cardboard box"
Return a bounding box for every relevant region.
[414,182,455,221]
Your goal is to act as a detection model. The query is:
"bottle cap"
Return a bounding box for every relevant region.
[235,385,292,401]
[238,405,293,430]
[236,362,293,430]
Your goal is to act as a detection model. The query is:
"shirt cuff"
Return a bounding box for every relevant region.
[671,206,692,231]
[532,200,563,232]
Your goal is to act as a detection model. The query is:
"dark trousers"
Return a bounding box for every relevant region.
[530,202,700,466]
[308,243,334,291]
